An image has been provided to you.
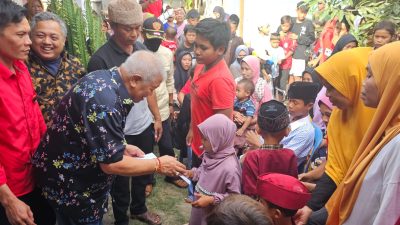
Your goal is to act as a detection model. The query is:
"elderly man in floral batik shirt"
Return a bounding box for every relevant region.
[27,11,85,125]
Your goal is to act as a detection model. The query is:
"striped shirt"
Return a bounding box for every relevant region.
[281,116,315,166]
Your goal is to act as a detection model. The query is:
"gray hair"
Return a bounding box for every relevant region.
[30,12,68,38]
[121,50,166,83]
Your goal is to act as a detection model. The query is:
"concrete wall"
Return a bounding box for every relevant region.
[223,0,298,44]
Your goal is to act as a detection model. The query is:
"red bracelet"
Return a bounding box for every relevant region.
[155,158,161,173]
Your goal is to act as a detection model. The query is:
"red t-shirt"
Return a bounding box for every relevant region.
[143,0,163,17]
[242,148,298,196]
[190,60,235,156]
[161,40,177,54]
[280,32,297,70]
[0,60,46,197]
[180,79,191,95]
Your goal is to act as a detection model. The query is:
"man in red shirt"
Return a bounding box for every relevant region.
[186,18,236,167]
[0,1,54,225]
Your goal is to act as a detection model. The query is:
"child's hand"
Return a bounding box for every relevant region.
[245,130,262,149]
[236,128,244,136]
[298,173,311,182]
[191,193,214,208]
[182,170,194,179]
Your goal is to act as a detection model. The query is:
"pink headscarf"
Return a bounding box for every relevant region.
[198,114,237,170]
[319,92,333,109]
[242,55,261,84]
[240,55,273,110]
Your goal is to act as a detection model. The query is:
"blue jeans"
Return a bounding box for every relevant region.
[56,211,103,225]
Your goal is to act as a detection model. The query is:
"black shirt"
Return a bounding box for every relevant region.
[282,17,315,60]
[87,37,146,72]
[32,68,134,223]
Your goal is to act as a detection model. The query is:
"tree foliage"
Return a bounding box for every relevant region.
[48,0,106,67]
[306,0,400,45]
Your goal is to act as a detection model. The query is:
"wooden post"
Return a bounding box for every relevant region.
[239,0,244,37]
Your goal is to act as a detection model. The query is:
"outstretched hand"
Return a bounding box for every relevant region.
[157,155,186,177]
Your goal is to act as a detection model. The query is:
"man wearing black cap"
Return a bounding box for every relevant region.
[142,17,189,189]
[242,100,298,197]
[281,82,319,172]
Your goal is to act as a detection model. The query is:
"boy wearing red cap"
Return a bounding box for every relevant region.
[242,100,298,197]
[257,173,311,225]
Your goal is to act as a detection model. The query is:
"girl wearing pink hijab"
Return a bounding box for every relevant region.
[183,114,242,225]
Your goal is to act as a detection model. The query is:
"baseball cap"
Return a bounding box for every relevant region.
[143,17,165,40]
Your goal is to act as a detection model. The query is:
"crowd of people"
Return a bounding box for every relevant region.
[0,0,399,225]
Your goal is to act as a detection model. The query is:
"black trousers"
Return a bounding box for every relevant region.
[307,207,328,225]
[154,118,176,182]
[110,124,154,225]
[0,188,55,225]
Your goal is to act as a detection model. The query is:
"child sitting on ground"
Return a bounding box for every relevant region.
[183,114,241,225]
[162,26,178,56]
[242,100,298,197]
[233,79,256,151]
[257,173,311,225]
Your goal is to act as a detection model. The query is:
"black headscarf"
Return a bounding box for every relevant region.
[303,67,322,92]
[331,34,358,56]
[174,51,192,92]
[213,6,228,22]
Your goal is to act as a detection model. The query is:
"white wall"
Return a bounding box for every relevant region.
[241,0,298,45]
[220,0,298,45]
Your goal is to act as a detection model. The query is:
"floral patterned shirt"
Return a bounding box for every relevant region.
[32,68,133,223]
[27,51,86,126]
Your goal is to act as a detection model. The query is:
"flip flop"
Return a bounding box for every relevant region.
[131,211,162,225]
[166,178,188,188]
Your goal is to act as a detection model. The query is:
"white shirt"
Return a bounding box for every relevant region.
[281,116,314,166]
[344,134,400,225]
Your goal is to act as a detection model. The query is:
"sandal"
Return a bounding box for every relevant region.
[166,178,188,188]
[145,184,153,197]
[131,211,162,225]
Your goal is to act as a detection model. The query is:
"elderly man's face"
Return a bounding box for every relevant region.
[113,23,142,47]
[0,18,31,63]
[128,74,163,102]
[31,20,66,61]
